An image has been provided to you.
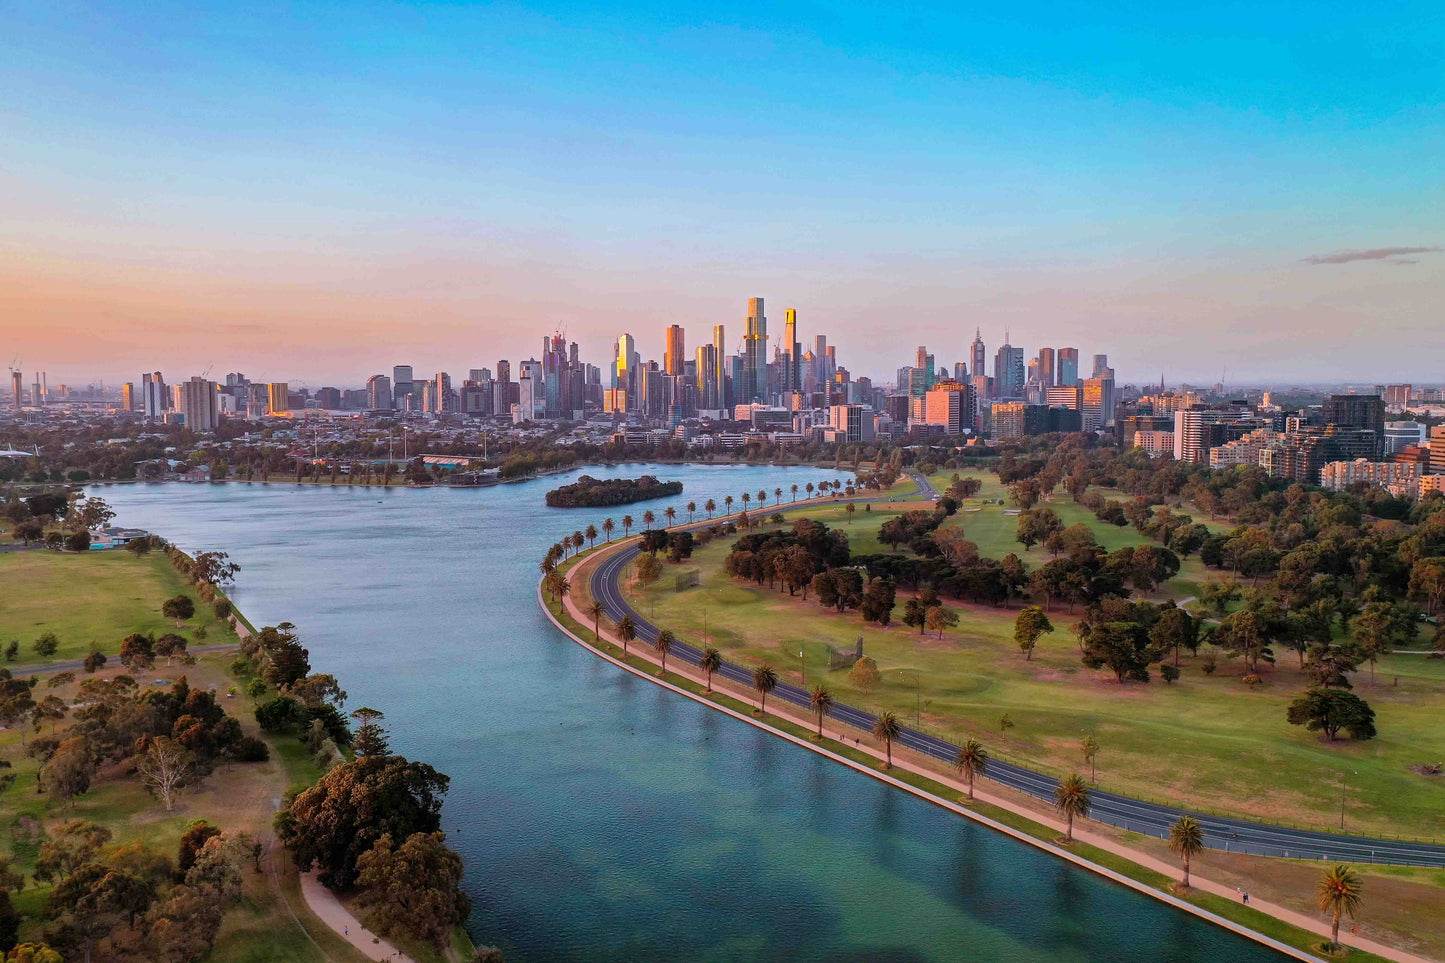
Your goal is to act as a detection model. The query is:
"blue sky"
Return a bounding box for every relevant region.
[2,1,1441,384]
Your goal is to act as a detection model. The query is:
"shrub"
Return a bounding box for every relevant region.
[234,736,270,762]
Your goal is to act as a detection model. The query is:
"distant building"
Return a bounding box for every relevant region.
[1056,348,1079,387]
[1134,430,1175,456]
[991,401,1046,440]
[1320,459,1419,493]
[1323,394,1385,459]
[179,376,220,431]
[366,374,393,410]
[1385,421,1427,454]
[922,380,976,435]
[828,403,874,443]
[1433,426,1445,476]
[121,382,135,412]
[141,372,168,420]
[267,382,289,414]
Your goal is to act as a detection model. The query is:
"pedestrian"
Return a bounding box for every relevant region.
[344,926,348,937]
[1243,892,1250,905]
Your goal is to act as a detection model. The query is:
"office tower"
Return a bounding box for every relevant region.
[392,365,414,409]
[10,370,20,409]
[1092,354,1109,378]
[121,383,134,411]
[953,362,968,383]
[1057,348,1079,386]
[924,380,977,434]
[971,329,987,392]
[1037,348,1055,387]
[1082,377,1116,431]
[994,334,1024,398]
[664,324,685,376]
[1324,394,1385,459]
[434,372,454,413]
[711,324,727,408]
[741,297,767,402]
[1046,385,1082,410]
[495,360,510,384]
[783,309,801,391]
[468,368,488,382]
[366,375,393,410]
[141,372,168,419]
[912,346,935,397]
[267,383,289,414]
[695,345,718,408]
[179,376,220,431]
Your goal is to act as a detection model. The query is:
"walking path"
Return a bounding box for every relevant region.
[299,870,416,963]
[554,553,1434,963]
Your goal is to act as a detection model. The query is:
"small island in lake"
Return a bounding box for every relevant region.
[546,474,684,508]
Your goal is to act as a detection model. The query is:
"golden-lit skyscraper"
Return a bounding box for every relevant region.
[267,382,289,414]
[664,324,685,376]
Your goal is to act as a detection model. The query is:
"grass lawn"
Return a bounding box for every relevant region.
[0,549,236,662]
[0,550,371,962]
[627,502,1445,841]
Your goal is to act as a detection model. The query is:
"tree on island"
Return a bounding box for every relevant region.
[810,684,833,737]
[1168,815,1204,888]
[953,739,988,800]
[1053,773,1091,842]
[872,711,902,769]
[752,663,778,716]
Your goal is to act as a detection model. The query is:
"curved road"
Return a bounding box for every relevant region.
[588,512,1445,868]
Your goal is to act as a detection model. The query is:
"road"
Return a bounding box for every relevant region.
[589,527,1445,868]
[907,471,939,501]
[6,643,240,677]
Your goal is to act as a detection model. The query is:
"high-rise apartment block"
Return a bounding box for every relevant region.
[179,376,220,431]
[664,325,685,376]
[1323,394,1385,459]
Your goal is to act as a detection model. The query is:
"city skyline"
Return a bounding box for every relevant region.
[3,2,1441,384]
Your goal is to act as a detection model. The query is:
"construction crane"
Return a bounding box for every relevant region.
[200,361,214,379]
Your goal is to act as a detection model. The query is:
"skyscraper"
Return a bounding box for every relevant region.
[994,335,1024,398]
[392,365,414,410]
[784,309,801,391]
[121,382,134,412]
[1057,348,1079,386]
[1092,354,1110,378]
[743,298,767,402]
[267,383,289,414]
[366,375,392,410]
[712,324,727,408]
[696,344,718,408]
[970,330,987,395]
[614,333,639,410]
[664,324,685,376]
[142,372,167,420]
[10,371,20,409]
[179,376,220,431]
[1037,347,1055,387]
[1324,394,1386,459]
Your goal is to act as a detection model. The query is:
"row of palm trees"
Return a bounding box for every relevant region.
[585,595,1365,950]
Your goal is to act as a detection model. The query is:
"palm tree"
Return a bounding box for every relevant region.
[806,482,815,499]
[790,484,799,502]
[809,684,833,737]
[741,492,751,511]
[587,600,605,640]
[686,501,696,523]
[1168,815,1205,888]
[622,515,634,538]
[724,495,734,514]
[603,518,615,542]
[845,503,856,524]
[585,524,598,549]
[774,487,782,506]
[642,510,655,530]
[1317,864,1363,948]
[618,614,637,658]
[952,739,989,800]
[758,490,768,508]
[705,499,716,519]
[664,507,676,528]
[752,663,779,715]
[572,531,585,554]
[1053,773,1091,842]
[700,646,722,692]
[655,628,675,672]
[873,711,902,768]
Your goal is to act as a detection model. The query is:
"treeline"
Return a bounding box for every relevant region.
[545,474,683,507]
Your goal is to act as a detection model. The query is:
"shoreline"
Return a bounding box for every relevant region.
[544,531,1432,963]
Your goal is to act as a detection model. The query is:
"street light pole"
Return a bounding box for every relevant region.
[798,647,805,687]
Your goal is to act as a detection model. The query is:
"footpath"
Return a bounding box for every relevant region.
[556,547,1433,963]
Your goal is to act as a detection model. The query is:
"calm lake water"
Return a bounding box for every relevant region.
[94,466,1283,962]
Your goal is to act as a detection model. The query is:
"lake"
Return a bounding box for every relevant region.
[94,465,1284,962]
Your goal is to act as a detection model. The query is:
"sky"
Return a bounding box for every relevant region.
[2,0,1442,387]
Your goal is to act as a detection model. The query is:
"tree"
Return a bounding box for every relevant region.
[136,736,195,811]
[39,737,93,806]
[586,600,605,641]
[1168,815,1205,888]
[11,520,43,545]
[350,707,390,757]
[1317,864,1363,949]
[642,510,655,530]
[1013,607,1054,661]
[752,663,778,715]
[1160,663,1180,684]
[1080,735,1101,783]
[952,739,988,800]
[704,499,716,518]
[277,754,450,889]
[1200,580,1240,617]
[119,632,155,676]
[845,503,856,524]
[617,615,636,657]
[1081,621,1157,683]
[32,694,67,734]
[664,507,676,528]
[654,629,675,673]
[809,684,833,737]
[686,501,697,522]
[926,605,959,638]
[1287,688,1377,741]
[178,822,223,873]
[585,524,598,549]
[82,649,106,673]
[1053,773,1091,842]
[34,820,112,883]
[44,863,152,961]
[602,518,615,542]
[154,633,188,665]
[634,553,662,588]
[64,531,91,552]
[849,656,881,692]
[162,594,196,623]
[698,646,723,693]
[33,632,59,658]
[621,515,634,537]
[1151,606,1199,667]
[355,832,470,949]
[191,550,241,585]
[872,711,902,768]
